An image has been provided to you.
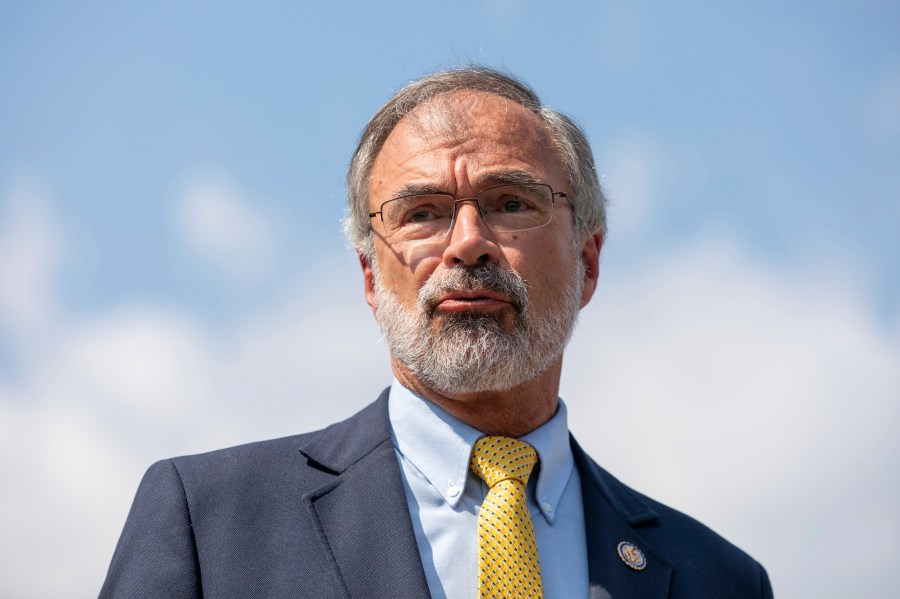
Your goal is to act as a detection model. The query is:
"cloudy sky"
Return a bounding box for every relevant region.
[1,1,898,597]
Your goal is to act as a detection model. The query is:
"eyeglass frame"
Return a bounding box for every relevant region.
[367,183,573,241]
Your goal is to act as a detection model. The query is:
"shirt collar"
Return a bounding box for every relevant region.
[388,379,574,523]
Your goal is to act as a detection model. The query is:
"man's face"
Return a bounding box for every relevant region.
[363,91,600,393]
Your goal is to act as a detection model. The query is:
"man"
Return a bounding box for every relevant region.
[102,67,773,598]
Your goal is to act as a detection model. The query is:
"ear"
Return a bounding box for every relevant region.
[578,232,603,308]
[360,254,377,313]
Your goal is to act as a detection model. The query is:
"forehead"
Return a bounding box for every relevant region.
[369,91,566,200]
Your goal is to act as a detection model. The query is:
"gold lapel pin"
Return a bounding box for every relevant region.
[617,541,647,571]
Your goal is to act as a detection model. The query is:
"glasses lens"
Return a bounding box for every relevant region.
[374,184,556,241]
[478,184,554,232]
[379,194,455,240]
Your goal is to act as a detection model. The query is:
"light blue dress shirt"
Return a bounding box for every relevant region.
[388,380,589,599]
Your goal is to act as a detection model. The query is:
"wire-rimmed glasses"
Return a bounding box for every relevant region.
[368,183,571,242]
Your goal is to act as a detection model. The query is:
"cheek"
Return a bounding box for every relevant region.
[374,250,439,303]
[404,245,445,279]
[511,242,578,300]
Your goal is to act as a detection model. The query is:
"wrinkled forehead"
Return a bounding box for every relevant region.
[368,91,565,198]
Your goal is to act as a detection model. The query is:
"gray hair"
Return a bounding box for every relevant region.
[344,66,606,259]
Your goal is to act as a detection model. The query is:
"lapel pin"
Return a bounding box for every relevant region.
[617,541,647,571]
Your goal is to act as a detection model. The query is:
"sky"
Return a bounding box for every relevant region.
[1,1,899,597]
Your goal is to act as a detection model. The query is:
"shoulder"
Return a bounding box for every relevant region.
[573,441,772,598]
[169,430,319,482]
[103,393,395,597]
[638,490,768,576]
[638,492,772,598]
[162,391,392,505]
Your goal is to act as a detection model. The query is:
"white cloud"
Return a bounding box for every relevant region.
[0,261,389,596]
[601,133,706,234]
[173,171,277,282]
[0,389,144,597]
[564,231,900,597]
[0,175,63,346]
[54,308,219,421]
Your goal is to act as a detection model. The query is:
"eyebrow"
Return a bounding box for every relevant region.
[476,170,546,189]
[389,184,449,201]
[388,170,547,202]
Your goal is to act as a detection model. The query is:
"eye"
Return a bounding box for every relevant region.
[404,204,442,224]
[386,195,452,228]
[496,193,536,213]
[500,197,528,212]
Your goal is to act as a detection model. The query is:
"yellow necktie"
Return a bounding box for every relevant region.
[470,436,544,599]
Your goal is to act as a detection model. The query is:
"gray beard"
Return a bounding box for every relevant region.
[373,257,584,394]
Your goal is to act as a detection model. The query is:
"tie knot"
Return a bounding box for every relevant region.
[470,436,538,488]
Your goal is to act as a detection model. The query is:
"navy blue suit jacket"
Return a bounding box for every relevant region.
[101,390,773,598]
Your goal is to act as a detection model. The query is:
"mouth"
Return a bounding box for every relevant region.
[431,289,516,314]
[417,264,529,318]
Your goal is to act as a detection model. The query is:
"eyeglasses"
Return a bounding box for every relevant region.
[368,183,571,242]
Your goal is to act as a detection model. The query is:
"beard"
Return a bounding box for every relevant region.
[372,253,584,394]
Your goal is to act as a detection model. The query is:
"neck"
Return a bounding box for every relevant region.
[390,356,562,438]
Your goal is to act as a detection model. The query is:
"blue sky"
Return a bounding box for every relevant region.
[1,2,899,597]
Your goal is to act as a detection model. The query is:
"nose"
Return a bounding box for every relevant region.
[441,199,500,267]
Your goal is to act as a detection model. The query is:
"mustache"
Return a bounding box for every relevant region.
[418,264,529,316]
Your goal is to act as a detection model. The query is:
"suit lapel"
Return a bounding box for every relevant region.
[573,439,673,599]
[297,394,678,599]
[299,392,431,599]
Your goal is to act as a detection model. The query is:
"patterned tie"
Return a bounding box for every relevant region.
[470,436,543,599]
